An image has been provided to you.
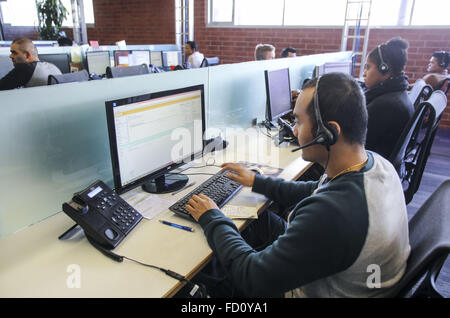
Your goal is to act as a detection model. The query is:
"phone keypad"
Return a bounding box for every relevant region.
[93,191,141,232]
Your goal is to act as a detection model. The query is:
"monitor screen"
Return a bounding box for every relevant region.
[162,51,181,67]
[38,53,71,73]
[264,68,292,122]
[316,61,352,77]
[86,51,110,75]
[150,51,163,67]
[105,85,205,194]
[113,50,151,67]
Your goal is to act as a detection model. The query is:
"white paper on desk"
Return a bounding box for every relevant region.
[125,193,176,220]
[222,205,258,219]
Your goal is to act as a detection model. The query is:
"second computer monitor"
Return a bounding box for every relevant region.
[86,51,111,75]
[113,50,151,67]
[162,51,181,67]
[150,51,163,67]
[265,68,292,122]
[315,61,352,77]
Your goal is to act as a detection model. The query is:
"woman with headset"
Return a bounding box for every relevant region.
[423,51,449,90]
[363,38,414,160]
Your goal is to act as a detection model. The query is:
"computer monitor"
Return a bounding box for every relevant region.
[105,84,205,195]
[150,51,163,67]
[86,51,110,75]
[264,68,292,122]
[315,61,352,77]
[162,51,181,67]
[113,50,151,67]
[38,53,71,73]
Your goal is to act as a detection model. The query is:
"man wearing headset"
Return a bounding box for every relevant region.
[186,72,410,298]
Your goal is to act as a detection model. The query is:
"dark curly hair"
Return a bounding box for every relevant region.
[368,37,409,75]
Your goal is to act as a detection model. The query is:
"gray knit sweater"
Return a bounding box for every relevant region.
[198,151,411,297]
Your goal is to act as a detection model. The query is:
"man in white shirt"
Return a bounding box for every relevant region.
[185,41,204,69]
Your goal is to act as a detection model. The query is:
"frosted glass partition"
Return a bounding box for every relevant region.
[0,68,208,238]
[206,51,353,136]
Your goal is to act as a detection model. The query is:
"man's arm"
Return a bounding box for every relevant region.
[0,63,35,91]
[252,174,318,208]
[198,189,366,297]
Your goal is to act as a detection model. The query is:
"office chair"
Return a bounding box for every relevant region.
[200,57,220,68]
[437,76,449,94]
[390,179,450,298]
[388,90,447,204]
[410,90,448,199]
[408,79,432,110]
[47,69,90,85]
[106,64,150,78]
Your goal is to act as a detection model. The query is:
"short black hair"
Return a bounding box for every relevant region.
[368,37,409,75]
[186,41,198,51]
[303,73,368,145]
[432,51,449,69]
[281,47,296,58]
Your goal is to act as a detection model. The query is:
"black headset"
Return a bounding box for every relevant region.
[377,45,390,74]
[292,77,338,152]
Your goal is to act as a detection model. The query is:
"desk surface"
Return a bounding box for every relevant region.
[0,130,311,297]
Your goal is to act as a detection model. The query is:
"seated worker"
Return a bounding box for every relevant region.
[363,37,414,160]
[185,41,204,69]
[281,47,297,58]
[254,43,275,61]
[0,38,62,91]
[423,51,449,90]
[186,72,411,298]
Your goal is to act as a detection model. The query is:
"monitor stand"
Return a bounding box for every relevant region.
[142,173,188,194]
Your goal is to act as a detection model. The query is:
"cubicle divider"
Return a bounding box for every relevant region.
[0,51,351,238]
[0,44,181,76]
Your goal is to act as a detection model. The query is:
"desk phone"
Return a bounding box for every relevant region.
[62,180,143,249]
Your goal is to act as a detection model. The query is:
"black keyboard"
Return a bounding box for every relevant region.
[169,170,243,220]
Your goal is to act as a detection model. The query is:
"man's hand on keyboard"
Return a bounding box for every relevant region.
[186,193,219,221]
[220,163,256,187]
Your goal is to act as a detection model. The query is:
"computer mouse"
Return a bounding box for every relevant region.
[249,166,263,175]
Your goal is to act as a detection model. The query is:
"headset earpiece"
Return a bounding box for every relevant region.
[313,78,338,149]
[377,45,390,75]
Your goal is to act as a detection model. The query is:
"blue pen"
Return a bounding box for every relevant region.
[159,220,195,232]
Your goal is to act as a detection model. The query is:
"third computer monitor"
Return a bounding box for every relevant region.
[105,84,205,194]
[162,51,181,67]
[265,67,292,122]
[113,50,151,67]
[86,51,111,75]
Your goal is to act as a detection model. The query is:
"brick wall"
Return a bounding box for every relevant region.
[3,0,449,128]
[193,0,450,129]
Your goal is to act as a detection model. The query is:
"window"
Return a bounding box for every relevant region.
[284,0,346,26]
[208,0,450,27]
[410,0,450,26]
[0,0,95,27]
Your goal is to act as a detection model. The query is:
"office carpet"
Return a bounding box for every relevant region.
[406,128,450,297]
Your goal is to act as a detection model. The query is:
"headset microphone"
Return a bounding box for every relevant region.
[291,135,325,152]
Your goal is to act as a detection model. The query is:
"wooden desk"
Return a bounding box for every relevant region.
[0,129,310,297]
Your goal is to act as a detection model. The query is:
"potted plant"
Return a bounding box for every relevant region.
[36,0,68,40]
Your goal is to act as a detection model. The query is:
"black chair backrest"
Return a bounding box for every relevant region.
[437,76,449,94]
[388,104,435,204]
[391,179,450,297]
[200,57,220,68]
[389,90,447,204]
[410,90,448,197]
[408,79,433,110]
[106,64,150,78]
[48,69,90,85]
[38,53,71,73]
